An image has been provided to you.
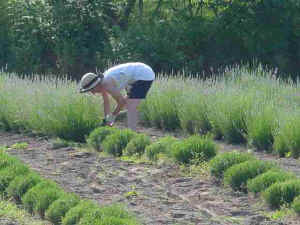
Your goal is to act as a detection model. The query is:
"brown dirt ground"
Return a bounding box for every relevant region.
[0,123,299,225]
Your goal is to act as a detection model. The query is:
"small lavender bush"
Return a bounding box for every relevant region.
[171,135,217,164]
[263,180,300,209]
[124,134,151,157]
[209,151,254,179]
[102,129,137,157]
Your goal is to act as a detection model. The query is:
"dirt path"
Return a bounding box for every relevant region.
[0,131,297,225]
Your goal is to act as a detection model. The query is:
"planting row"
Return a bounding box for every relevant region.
[0,150,141,225]
[209,151,300,213]
[87,126,217,164]
[139,68,300,159]
[2,68,300,159]
[87,127,300,215]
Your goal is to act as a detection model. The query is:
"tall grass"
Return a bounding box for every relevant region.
[0,73,103,142]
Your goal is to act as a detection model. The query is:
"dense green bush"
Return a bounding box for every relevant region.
[22,181,63,217]
[278,116,300,158]
[292,196,300,215]
[79,216,140,225]
[6,172,42,202]
[247,170,296,194]
[145,136,178,161]
[62,200,98,225]
[171,135,217,164]
[45,193,80,225]
[0,164,29,194]
[224,160,274,191]
[246,105,277,151]
[0,151,20,170]
[178,92,211,135]
[78,204,139,225]
[87,126,118,151]
[273,132,290,158]
[138,89,181,131]
[124,134,151,157]
[102,129,137,157]
[263,180,300,209]
[209,151,254,179]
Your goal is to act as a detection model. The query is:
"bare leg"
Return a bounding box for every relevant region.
[126,99,142,131]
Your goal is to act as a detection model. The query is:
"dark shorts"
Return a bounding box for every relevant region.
[126,80,153,99]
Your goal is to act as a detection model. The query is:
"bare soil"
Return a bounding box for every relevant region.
[0,126,299,225]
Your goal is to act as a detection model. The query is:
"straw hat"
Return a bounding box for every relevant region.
[79,72,104,93]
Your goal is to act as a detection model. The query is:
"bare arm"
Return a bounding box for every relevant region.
[104,82,127,116]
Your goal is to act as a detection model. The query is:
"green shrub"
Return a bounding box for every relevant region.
[246,106,277,152]
[292,196,300,215]
[171,135,217,164]
[209,151,254,179]
[138,88,181,131]
[62,200,98,225]
[178,92,211,135]
[22,181,63,217]
[274,116,300,158]
[6,172,42,202]
[273,132,290,158]
[102,129,137,157]
[224,160,275,191]
[87,126,118,151]
[45,193,80,225]
[124,134,151,157]
[0,151,20,170]
[0,164,29,194]
[247,170,296,194]
[263,180,300,209]
[78,205,138,225]
[79,216,140,225]
[145,136,177,161]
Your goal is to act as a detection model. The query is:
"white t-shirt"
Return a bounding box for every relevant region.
[103,62,155,90]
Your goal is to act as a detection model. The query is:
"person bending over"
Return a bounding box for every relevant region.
[79,62,155,131]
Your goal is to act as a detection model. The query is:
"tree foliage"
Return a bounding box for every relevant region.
[1,0,300,78]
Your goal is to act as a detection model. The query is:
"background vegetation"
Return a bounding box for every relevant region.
[0,0,300,79]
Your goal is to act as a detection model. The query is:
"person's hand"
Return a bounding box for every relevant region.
[105,114,116,126]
